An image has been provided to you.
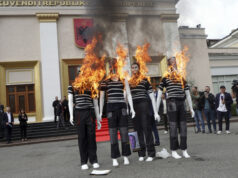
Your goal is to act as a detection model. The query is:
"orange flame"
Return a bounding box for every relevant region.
[72,36,106,98]
[163,46,189,88]
[107,43,128,81]
[129,43,151,87]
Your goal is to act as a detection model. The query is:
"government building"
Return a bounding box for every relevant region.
[0,0,237,123]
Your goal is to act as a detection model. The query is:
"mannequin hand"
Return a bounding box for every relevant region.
[154,113,161,122]
[190,109,195,118]
[130,109,136,119]
[97,120,101,130]
[69,115,74,126]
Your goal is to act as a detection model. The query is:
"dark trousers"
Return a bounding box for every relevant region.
[20,125,27,139]
[107,108,131,159]
[151,116,160,144]
[64,109,69,122]
[75,109,98,165]
[133,101,155,157]
[57,114,65,128]
[0,125,4,138]
[54,109,57,122]
[217,111,230,131]
[204,109,216,132]
[6,125,12,142]
[167,99,187,151]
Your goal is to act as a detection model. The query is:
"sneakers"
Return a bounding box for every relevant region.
[81,164,89,170]
[226,130,231,134]
[139,157,144,162]
[164,131,168,134]
[92,163,100,169]
[112,159,119,167]
[182,150,191,158]
[171,151,182,159]
[123,157,130,165]
[145,157,154,162]
[217,131,222,135]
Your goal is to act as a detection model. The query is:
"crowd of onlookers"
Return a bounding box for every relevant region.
[0,82,237,144]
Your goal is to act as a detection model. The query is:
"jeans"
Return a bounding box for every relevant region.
[151,116,160,144]
[217,111,230,131]
[204,109,216,132]
[194,110,205,131]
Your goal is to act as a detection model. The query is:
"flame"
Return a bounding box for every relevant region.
[163,46,189,88]
[107,43,128,81]
[129,43,151,87]
[72,36,106,98]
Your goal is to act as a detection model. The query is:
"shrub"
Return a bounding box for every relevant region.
[231,103,237,116]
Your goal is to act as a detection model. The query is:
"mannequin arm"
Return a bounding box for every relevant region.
[99,91,105,118]
[156,90,163,122]
[149,92,160,122]
[68,93,74,126]
[93,98,101,130]
[185,90,195,118]
[125,79,135,118]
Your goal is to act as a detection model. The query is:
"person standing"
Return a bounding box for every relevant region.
[191,87,205,133]
[129,63,159,162]
[3,107,14,144]
[0,104,5,139]
[159,93,169,134]
[215,86,233,134]
[200,86,216,134]
[62,96,69,122]
[18,109,28,141]
[56,100,65,128]
[52,96,59,123]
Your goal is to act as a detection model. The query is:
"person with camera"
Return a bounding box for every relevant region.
[231,80,238,114]
[200,86,216,134]
[215,86,233,134]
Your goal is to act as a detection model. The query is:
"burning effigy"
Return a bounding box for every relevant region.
[72,36,106,98]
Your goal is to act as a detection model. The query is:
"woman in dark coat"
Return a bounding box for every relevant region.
[18,109,28,141]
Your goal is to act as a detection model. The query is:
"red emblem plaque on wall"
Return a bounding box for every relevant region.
[74,18,94,48]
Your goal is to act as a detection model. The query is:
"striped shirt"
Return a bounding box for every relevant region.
[130,79,153,103]
[68,86,94,110]
[158,77,189,100]
[100,79,125,104]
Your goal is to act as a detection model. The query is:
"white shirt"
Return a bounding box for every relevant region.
[162,99,167,114]
[217,93,227,112]
[6,112,11,123]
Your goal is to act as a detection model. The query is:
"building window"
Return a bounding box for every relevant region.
[212,75,238,94]
[151,77,161,90]
[6,84,35,114]
[68,65,81,85]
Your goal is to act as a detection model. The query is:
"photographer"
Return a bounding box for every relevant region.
[200,86,216,134]
[231,80,238,114]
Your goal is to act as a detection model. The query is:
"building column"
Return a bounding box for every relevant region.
[36,13,61,122]
[107,14,132,76]
[161,14,181,57]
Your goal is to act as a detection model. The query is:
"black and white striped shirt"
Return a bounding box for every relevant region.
[68,86,94,110]
[158,77,189,100]
[100,79,125,104]
[130,79,153,103]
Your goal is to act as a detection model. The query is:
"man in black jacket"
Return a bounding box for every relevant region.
[52,96,59,123]
[200,86,216,133]
[0,104,5,139]
[62,96,69,122]
[215,86,233,134]
[3,107,14,143]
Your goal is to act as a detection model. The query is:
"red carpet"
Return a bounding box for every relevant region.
[96,118,120,142]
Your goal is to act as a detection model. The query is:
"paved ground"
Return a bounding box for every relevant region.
[0,122,238,178]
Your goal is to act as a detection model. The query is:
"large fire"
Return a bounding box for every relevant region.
[129,43,151,87]
[163,46,189,88]
[72,36,106,98]
[107,43,129,81]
